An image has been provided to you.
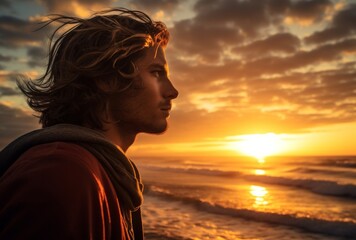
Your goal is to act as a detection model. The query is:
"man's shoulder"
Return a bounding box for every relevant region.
[24,141,93,158]
[2,141,110,200]
[0,141,125,240]
[0,141,108,186]
[19,141,100,170]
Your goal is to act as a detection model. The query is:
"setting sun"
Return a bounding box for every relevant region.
[227,133,286,162]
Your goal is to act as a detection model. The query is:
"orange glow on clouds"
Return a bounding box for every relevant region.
[131,121,356,157]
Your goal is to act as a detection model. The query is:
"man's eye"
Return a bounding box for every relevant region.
[152,70,164,78]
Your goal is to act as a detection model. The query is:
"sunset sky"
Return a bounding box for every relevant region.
[0,0,355,157]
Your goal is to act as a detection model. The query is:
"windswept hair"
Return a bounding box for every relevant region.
[18,8,169,130]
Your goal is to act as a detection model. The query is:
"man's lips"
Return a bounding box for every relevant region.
[160,104,172,111]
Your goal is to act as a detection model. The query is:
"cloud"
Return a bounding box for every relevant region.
[129,0,181,15]
[193,0,272,37]
[167,36,355,132]
[37,0,113,16]
[0,103,39,149]
[233,33,301,57]
[285,0,332,25]
[165,1,356,135]
[305,3,356,44]
[0,54,14,62]
[171,19,242,61]
[170,0,333,62]
[0,0,355,149]
[242,59,356,124]
[0,86,20,96]
[170,0,271,61]
[0,0,38,12]
[241,38,356,76]
[0,70,17,83]
[0,15,45,48]
[0,0,11,9]
[0,53,15,70]
[27,46,47,67]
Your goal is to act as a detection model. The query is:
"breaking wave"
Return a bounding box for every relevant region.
[145,185,356,238]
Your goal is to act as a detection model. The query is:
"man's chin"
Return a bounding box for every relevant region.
[144,123,168,135]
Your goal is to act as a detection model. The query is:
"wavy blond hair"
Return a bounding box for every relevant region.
[18,8,169,129]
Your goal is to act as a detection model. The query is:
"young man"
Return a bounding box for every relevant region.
[0,8,178,240]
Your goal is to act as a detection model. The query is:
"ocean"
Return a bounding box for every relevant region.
[134,155,356,240]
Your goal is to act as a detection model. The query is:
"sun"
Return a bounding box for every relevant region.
[227,133,285,162]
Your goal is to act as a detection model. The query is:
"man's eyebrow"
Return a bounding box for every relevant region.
[146,63,170,76]
[148,63,167,69]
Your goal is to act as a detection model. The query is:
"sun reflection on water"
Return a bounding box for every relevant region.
[254,169,266,175]
[250,185,269,208]
[256,156,265,163]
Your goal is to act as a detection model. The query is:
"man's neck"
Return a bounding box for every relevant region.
[102,124,136,152]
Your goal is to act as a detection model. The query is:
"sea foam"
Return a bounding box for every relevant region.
[143,165,356,198]
[145,185,356,238]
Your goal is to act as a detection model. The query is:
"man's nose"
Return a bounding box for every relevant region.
[164,79,179,99]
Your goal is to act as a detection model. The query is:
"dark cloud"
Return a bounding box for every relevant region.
[241,38,356,76]
[267,0,332,25]
[0,86,20,96]
[170,0,351,62]
[288,0,332,23]
[0,54,14,62]
[267,0,291,16]
[0,0,355,146]
[165,1,356,132]
[0,0,36,10]
[245,64,356,123]
[193,0,271,37]
[305,3,356,44]
[37,0,112,14]
[333,3,356,30]
[27,46,47,67]
[340,61,356,70]
[317,71,356,107]
[171,19,242,61]
[130,0,181,14]
[0,0,11,9]
[171,0,332,62]
[191,0,331,38]
[0,71,15,83]
[167,55,244,92]
[170,0,272,61]
[233,33,301,57]
[0,15,45,48]
[0,103,39,149]
[167,43,355,131]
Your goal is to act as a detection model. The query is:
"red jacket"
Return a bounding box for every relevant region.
[0,142,129,239]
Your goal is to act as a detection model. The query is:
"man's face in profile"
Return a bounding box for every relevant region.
[108,46,179,135]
